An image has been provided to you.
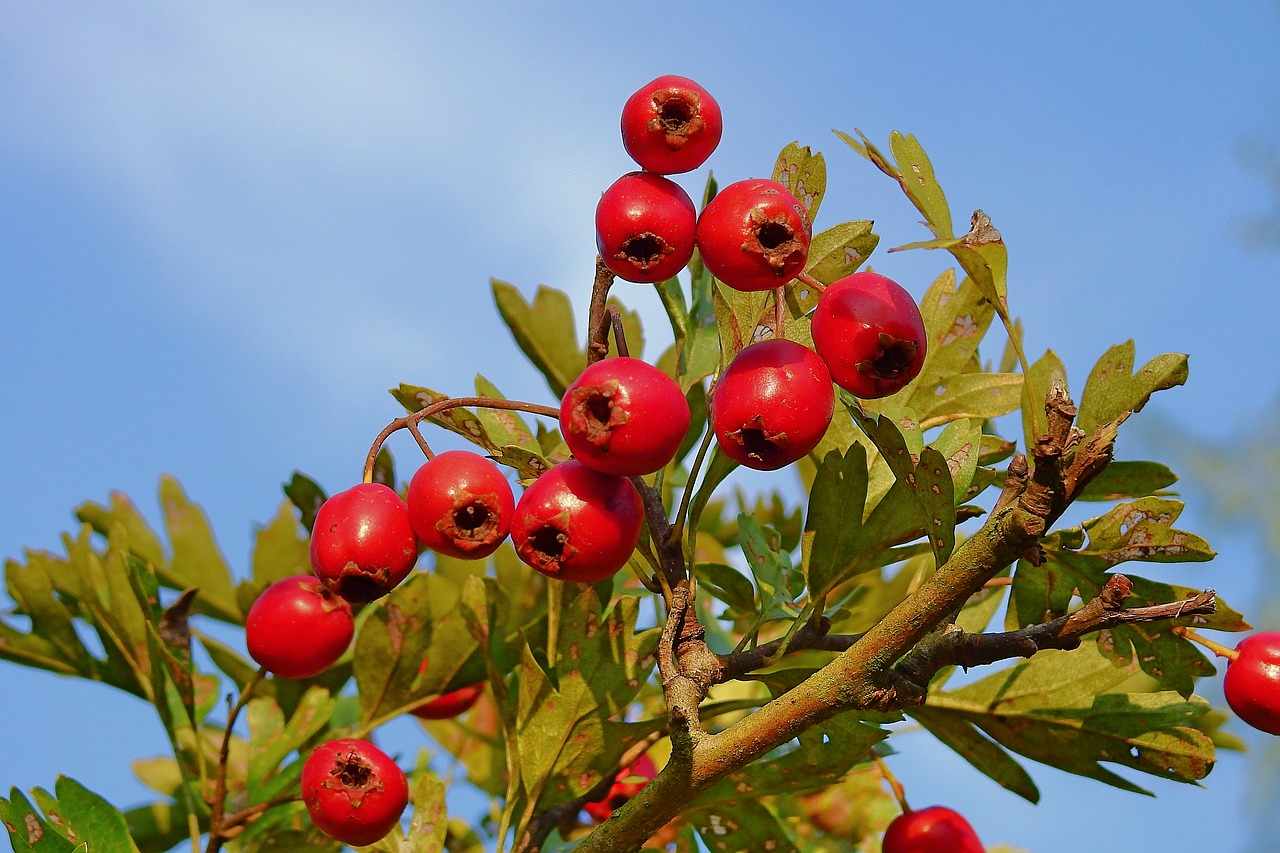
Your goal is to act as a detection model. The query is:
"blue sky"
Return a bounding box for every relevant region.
[3,2,1278,850]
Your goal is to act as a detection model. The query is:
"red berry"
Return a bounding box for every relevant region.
[695,179,809,292]
[620,75,722,174]
[560,357,691,476]
[411,683,484,720]
[302,738,408,846]
[246,576,353,679]
[584,754,658,823]
[511,460,643,583]
[882,806,984,853]
[407,451,514,560]
[1225,632,1280,735]
[711,339,834,470]
[811,271,927,399]
[310,483,417,603]
[596,172,696,283]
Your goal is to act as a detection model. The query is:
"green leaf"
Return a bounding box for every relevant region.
[909,709,1039,802]
[158,476,240,622]
[390,384,491,447]
[925,642,1216,793]
[737,515,801,618]
[123,800,190,853]
[921,373,1022,423]
[694,563,757,615]
[1080,498,1215,565]
[803,444,868,598]
[5,559,94,675]
[52,776,140,853]
[837,129,952,239]
[474,375,540,454]
[653,277,689,343]
[676,324,720,392]
[251,500,309,589]
[1021,349,1068,461]
[283,472,327,533]
[74,491,166,568]
[1078,342,1189,435]
[248,688,334,799]
[490,280,585,396]
[690,800,799,853]
[405,771,448,853]
[1077,461,1178,502]
[711,281,767,369]
[1,788,78,852]
[906,270,995,400]
[801,219,878,285]
[771,141,826,227]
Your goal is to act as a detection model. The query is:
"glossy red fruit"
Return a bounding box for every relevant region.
[596,172,696,283]
[1225,631,1280,735]
[711,339,834,470]
[407,451,514,560]
[246,576,353,679]
[302,738,408,846]
[310,483,417,603]
[882,806,984,853]
[584,754,659,823]
[621,75,722,174]
[411,682,484,720]
[696,178,809,292]
[811,271,927,399]
[511,460,643,583]
[560,357,691,476]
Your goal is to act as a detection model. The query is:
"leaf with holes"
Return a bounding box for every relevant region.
[1078,342,1189,434]
[771,141,826,227]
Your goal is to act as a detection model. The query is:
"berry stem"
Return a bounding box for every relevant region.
[586,256,617,365]
[607,306,631,357]
[207,666,267,853]
[873,752,911,813]
[773,286,787,339]
[667,425,715,547]
[982,576,1013,588]
[362,396,560,483]
[1172,626,1240,661]
[797,271,826,293]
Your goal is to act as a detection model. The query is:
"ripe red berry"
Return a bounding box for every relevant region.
[584,754,658,823]
[246,575,353,679]
[811,271,927,399]
[710,339,834,471]
[407,451,514,560]
[302,738,408,846]
[310,483,417,603]
[1224,631,1280,735]
[596,172,696,283]
[511,460,643,583]
[695,179,809,292]
[411,683,484,720]
[561,357,691,476]
[882,806,984,853]
[621,75,722,175]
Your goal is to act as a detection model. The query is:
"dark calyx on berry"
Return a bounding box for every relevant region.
[859,332,920,380]
[745,215,805,272]
[649,88,702,147]
[567,383,629,446]
[441,494,502,545]
[619,232,671,270]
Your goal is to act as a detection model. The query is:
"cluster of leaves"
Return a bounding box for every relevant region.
[1,130,1246,852]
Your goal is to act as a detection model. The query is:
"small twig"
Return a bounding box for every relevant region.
[667,425,715,547]
[586,256,616,365]
[608,307,630,358]
[773,286,786,338]
[982,577,1013,589]
[797,271,826,293]
[405,419,435,460]
[363,396,559,483]
[716,619,862,683]
[1172,626,1240,661]
[873,752,910,813]
[207,667,266,852]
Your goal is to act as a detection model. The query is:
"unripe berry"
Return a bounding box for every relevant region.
[621,75,722,175]
[302,738,408,846]
[584,754,659,823]
[411,683,484,720]
[1224,631,1280,735]
[561,357,691,476]
[882,806,984,853]
[310,483,417,603]
[711,339,833,470]
[695,179,809,292]
[245,576,353,679]
[811,271,927,399]
[407,451,514,560]
[511,460,643,583]
[596,172,696,283]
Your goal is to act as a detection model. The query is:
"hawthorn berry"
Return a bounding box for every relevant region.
[310,482,417,603]
[596,172,696,283]
[411,682,484,720]
[560,357,691,476]
[511,460,643,583]
[302,738,408,846]
[584,754,658,823]
[711,339,834,470]
[695,178,809,292]
[811,271,927,399]
[882,806,984,853]
[407,450,514,560]
[1224,631,1280,735]
[620,75,722,175]
[245,575,353,679]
